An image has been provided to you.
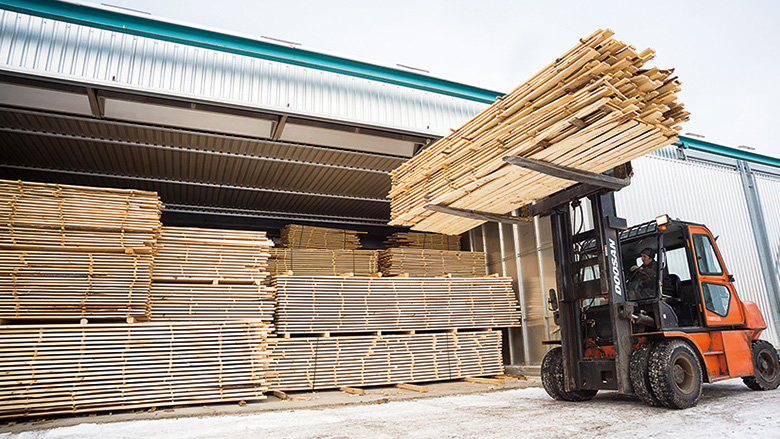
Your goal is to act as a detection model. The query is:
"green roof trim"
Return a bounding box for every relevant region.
[675,136,780,169]
[0,0,504,104]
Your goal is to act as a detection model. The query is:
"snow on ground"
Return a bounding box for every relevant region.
[3,380,779,439]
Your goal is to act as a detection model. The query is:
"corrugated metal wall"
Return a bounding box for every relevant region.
[754,170,780,332]
[0,9,485,136]
[615,150,779,345]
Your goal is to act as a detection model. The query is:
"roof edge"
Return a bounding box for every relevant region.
[0,0,504,104]
[675,135,780,169]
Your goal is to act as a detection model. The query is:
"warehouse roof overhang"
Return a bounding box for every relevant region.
[0,3,496,229]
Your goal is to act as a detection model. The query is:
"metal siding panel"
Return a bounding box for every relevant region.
[0,10,485,136]
[615,155,778,344]
[755,171,780,341]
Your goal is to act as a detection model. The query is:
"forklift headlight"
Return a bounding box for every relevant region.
[655,214,669,226]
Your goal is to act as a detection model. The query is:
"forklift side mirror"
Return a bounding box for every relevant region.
[548,288,559,312]
[728,274,735,283]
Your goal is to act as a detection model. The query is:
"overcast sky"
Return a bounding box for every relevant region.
[103,0,780,158]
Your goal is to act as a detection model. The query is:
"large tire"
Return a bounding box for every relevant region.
[630,342,663,407]
[540,347,598,402]
[743,340,780,391]
[648,339,702,409]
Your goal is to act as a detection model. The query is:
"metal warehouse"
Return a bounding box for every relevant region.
[0,0,778,383]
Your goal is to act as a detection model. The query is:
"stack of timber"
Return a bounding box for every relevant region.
[0,322,270,419]
[273,276,519,334]
[268,331,502,391]
[0,180,161,320]
[267,248,378,278]
[280,224,362,250]
[378,248,486,277]
[150,227,275,322]
[388,29,688,235]
[384,231,460,251]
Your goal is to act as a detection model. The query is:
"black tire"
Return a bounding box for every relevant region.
[540,347,598,402]
[630,342,663,407]
[743,340,780,391]
[648,339,702,409]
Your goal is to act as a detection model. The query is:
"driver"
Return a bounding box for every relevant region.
[627,247,657,300]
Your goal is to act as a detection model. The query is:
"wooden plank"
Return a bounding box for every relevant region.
[463,377,505,385]
[396,383,429,393]
[339,387,365,395]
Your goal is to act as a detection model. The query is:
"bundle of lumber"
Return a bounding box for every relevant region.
[384,231,461,250]
[149,284,275,322]
[0,180,161,320]
[274,276,519,334]
[280,224,362,250]
[378,248,486,277]
[150,226,274,322]
[267,248,378,277]
[151,226,273,283]
[268,331,502,391]
[0,322,270,419]
[388,29,687,235]
[0,179,161,250]
[0,251,151,319]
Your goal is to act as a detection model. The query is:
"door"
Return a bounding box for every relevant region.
[687,226,745,327]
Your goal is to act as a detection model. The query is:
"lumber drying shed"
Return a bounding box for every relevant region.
[0,0,779,389]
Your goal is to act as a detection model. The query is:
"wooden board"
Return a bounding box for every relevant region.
[273,276,520,334]
[267,331,503,391]
[149,284,275,323]
[379,248,486,277]
[0,322,270,419]
[388,29,687,235]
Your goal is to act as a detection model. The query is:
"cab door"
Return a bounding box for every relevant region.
[687,225,745,326]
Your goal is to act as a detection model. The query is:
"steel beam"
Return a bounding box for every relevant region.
[164,203,389,226]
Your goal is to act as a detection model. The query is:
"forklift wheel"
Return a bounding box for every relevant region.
[541,347,598,402]
[629,342,663,407]
[648,340,702,409]
[743,340,780,391]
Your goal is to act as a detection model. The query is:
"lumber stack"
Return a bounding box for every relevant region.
[267,248,378,277]
[379,248,486,277]
[0,322,270,419]
[273,276,519,334]
[150,226,275,322]
[268,331,502,391]
[0,180,161,320]
[388,29,688,235]
[384,231,461,251]
[280,224,362,250]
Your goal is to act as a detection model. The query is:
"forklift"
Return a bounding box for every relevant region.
[427,157,780,409]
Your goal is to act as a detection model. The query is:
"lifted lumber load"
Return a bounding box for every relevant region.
[388,29,687,235]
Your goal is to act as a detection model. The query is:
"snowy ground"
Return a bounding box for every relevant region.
[2,380,778,439]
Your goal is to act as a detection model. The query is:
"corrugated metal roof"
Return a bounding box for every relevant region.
[0,8,487,136]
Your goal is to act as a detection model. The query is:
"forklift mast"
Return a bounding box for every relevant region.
[551,193,632,394]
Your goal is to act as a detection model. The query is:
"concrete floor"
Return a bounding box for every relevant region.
[0,377,539,435]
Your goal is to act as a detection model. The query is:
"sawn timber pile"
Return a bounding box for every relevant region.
[268,331,502,391]
[273,276,519,334]
[379,248,486,277]
[267,248,378,278]
[150,226,275,322]
[384,231,461,251]
[389,29,688,235]
[0,180,161,320]
[280,224,362,250]
[0,322,270,419]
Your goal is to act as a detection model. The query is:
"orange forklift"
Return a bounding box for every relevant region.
[429,157,779,409]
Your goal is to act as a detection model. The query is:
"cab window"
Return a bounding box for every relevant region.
[702,283,730,317]
[692,234,723,275]
[665,247,691,281]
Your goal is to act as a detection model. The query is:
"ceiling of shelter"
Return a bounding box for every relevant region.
[0,76,426,227]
